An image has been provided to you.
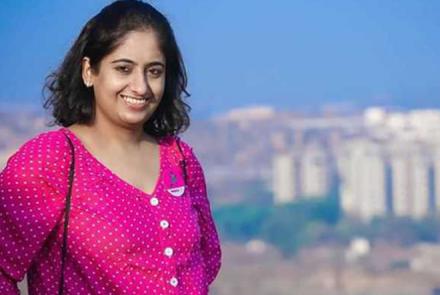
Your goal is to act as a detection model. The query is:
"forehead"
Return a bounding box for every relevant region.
[105,30,165,63]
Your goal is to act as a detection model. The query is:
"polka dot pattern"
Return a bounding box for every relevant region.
[0,128,221,294]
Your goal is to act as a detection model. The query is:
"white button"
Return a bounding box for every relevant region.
[160,220,169,229]
[169,277,178,287]
[150,197,159,206]
[164,247,174,257]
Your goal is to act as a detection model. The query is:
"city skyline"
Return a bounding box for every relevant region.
[269,106,440,221]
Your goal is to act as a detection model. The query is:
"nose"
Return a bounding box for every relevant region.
[130,71,151,96]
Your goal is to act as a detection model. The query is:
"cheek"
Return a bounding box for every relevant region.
[94,75,127,99]
[150,78,166,99]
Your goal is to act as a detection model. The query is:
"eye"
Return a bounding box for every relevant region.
[115,65,131,74]
[148,68,164,78]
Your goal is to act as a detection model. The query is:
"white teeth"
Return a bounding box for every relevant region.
[121,95,147,105]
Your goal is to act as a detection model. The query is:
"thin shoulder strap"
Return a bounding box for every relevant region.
[174,137,188,185]
[59,133,75,295]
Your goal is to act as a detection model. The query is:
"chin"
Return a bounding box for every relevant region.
[120,111,156,126]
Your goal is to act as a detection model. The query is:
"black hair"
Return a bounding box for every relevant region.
[43,0,190,137]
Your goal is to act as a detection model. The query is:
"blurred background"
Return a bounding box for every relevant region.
[2,1,440,294]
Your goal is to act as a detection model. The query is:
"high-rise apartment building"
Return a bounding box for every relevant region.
[337,139,388,220]
[272,153,296,204]
[301,145,329,198]
[389,142,432,219]
[272,144,331,204]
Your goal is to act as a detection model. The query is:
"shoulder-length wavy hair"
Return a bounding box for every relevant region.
[43,0,190,137]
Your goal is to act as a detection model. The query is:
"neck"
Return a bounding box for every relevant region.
[77,120,157,153]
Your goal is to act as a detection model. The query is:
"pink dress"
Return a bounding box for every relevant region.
[0,128,221,294]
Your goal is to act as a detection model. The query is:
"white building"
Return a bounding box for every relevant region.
[337,138,388,220]
[432,149,440,212]
[389,142,432,219]
[301,144,329,198]
[272,153,296,204]
[272,143,330,204]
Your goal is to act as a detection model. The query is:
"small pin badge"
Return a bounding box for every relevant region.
[167,186,185,197]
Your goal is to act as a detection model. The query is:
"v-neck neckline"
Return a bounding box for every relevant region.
[61,127,164,197]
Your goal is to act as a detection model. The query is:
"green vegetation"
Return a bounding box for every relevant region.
[213,193,440,257]
[334,216,440,246]
[213,195,340,256]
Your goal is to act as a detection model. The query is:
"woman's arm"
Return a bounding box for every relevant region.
[178,138,222,285]
[0,131,70,294]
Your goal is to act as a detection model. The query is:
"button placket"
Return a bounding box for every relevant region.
[158,169,182,287]
[149,195,173,259]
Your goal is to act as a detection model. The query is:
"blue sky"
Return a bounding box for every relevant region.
[1,0,440,118]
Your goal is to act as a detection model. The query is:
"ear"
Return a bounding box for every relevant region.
[81,57,94,87]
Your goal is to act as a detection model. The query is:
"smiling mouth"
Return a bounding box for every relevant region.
[121,94,151,106]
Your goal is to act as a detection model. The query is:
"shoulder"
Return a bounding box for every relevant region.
[175,136,194,156]
[13,128,69,162]
[160,135,207,190]
[0,129,72,208]
[5,128,71,176]
[174,135,206,174]
[161,134,203,166]
[161,135,197,159]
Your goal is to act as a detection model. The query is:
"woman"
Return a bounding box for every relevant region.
[0,1,221,294]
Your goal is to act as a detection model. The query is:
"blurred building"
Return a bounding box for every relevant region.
[432,151,440,213]
[300,144,330,198]
[337,138,388,220]
[272,142,331,205]
[389,141,433,219]
[272,153,296,204]
[337,137,439,220]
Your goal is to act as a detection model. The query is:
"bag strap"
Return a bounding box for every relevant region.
[59,133,75,295]
[174,137,188,185]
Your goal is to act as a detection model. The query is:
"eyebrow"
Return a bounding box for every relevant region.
[110,58,165,67]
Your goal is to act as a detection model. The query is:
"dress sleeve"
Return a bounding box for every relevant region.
[177,138,222,285]
[0,131,70,294]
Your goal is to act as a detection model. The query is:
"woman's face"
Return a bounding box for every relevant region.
[83,29,166,130]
